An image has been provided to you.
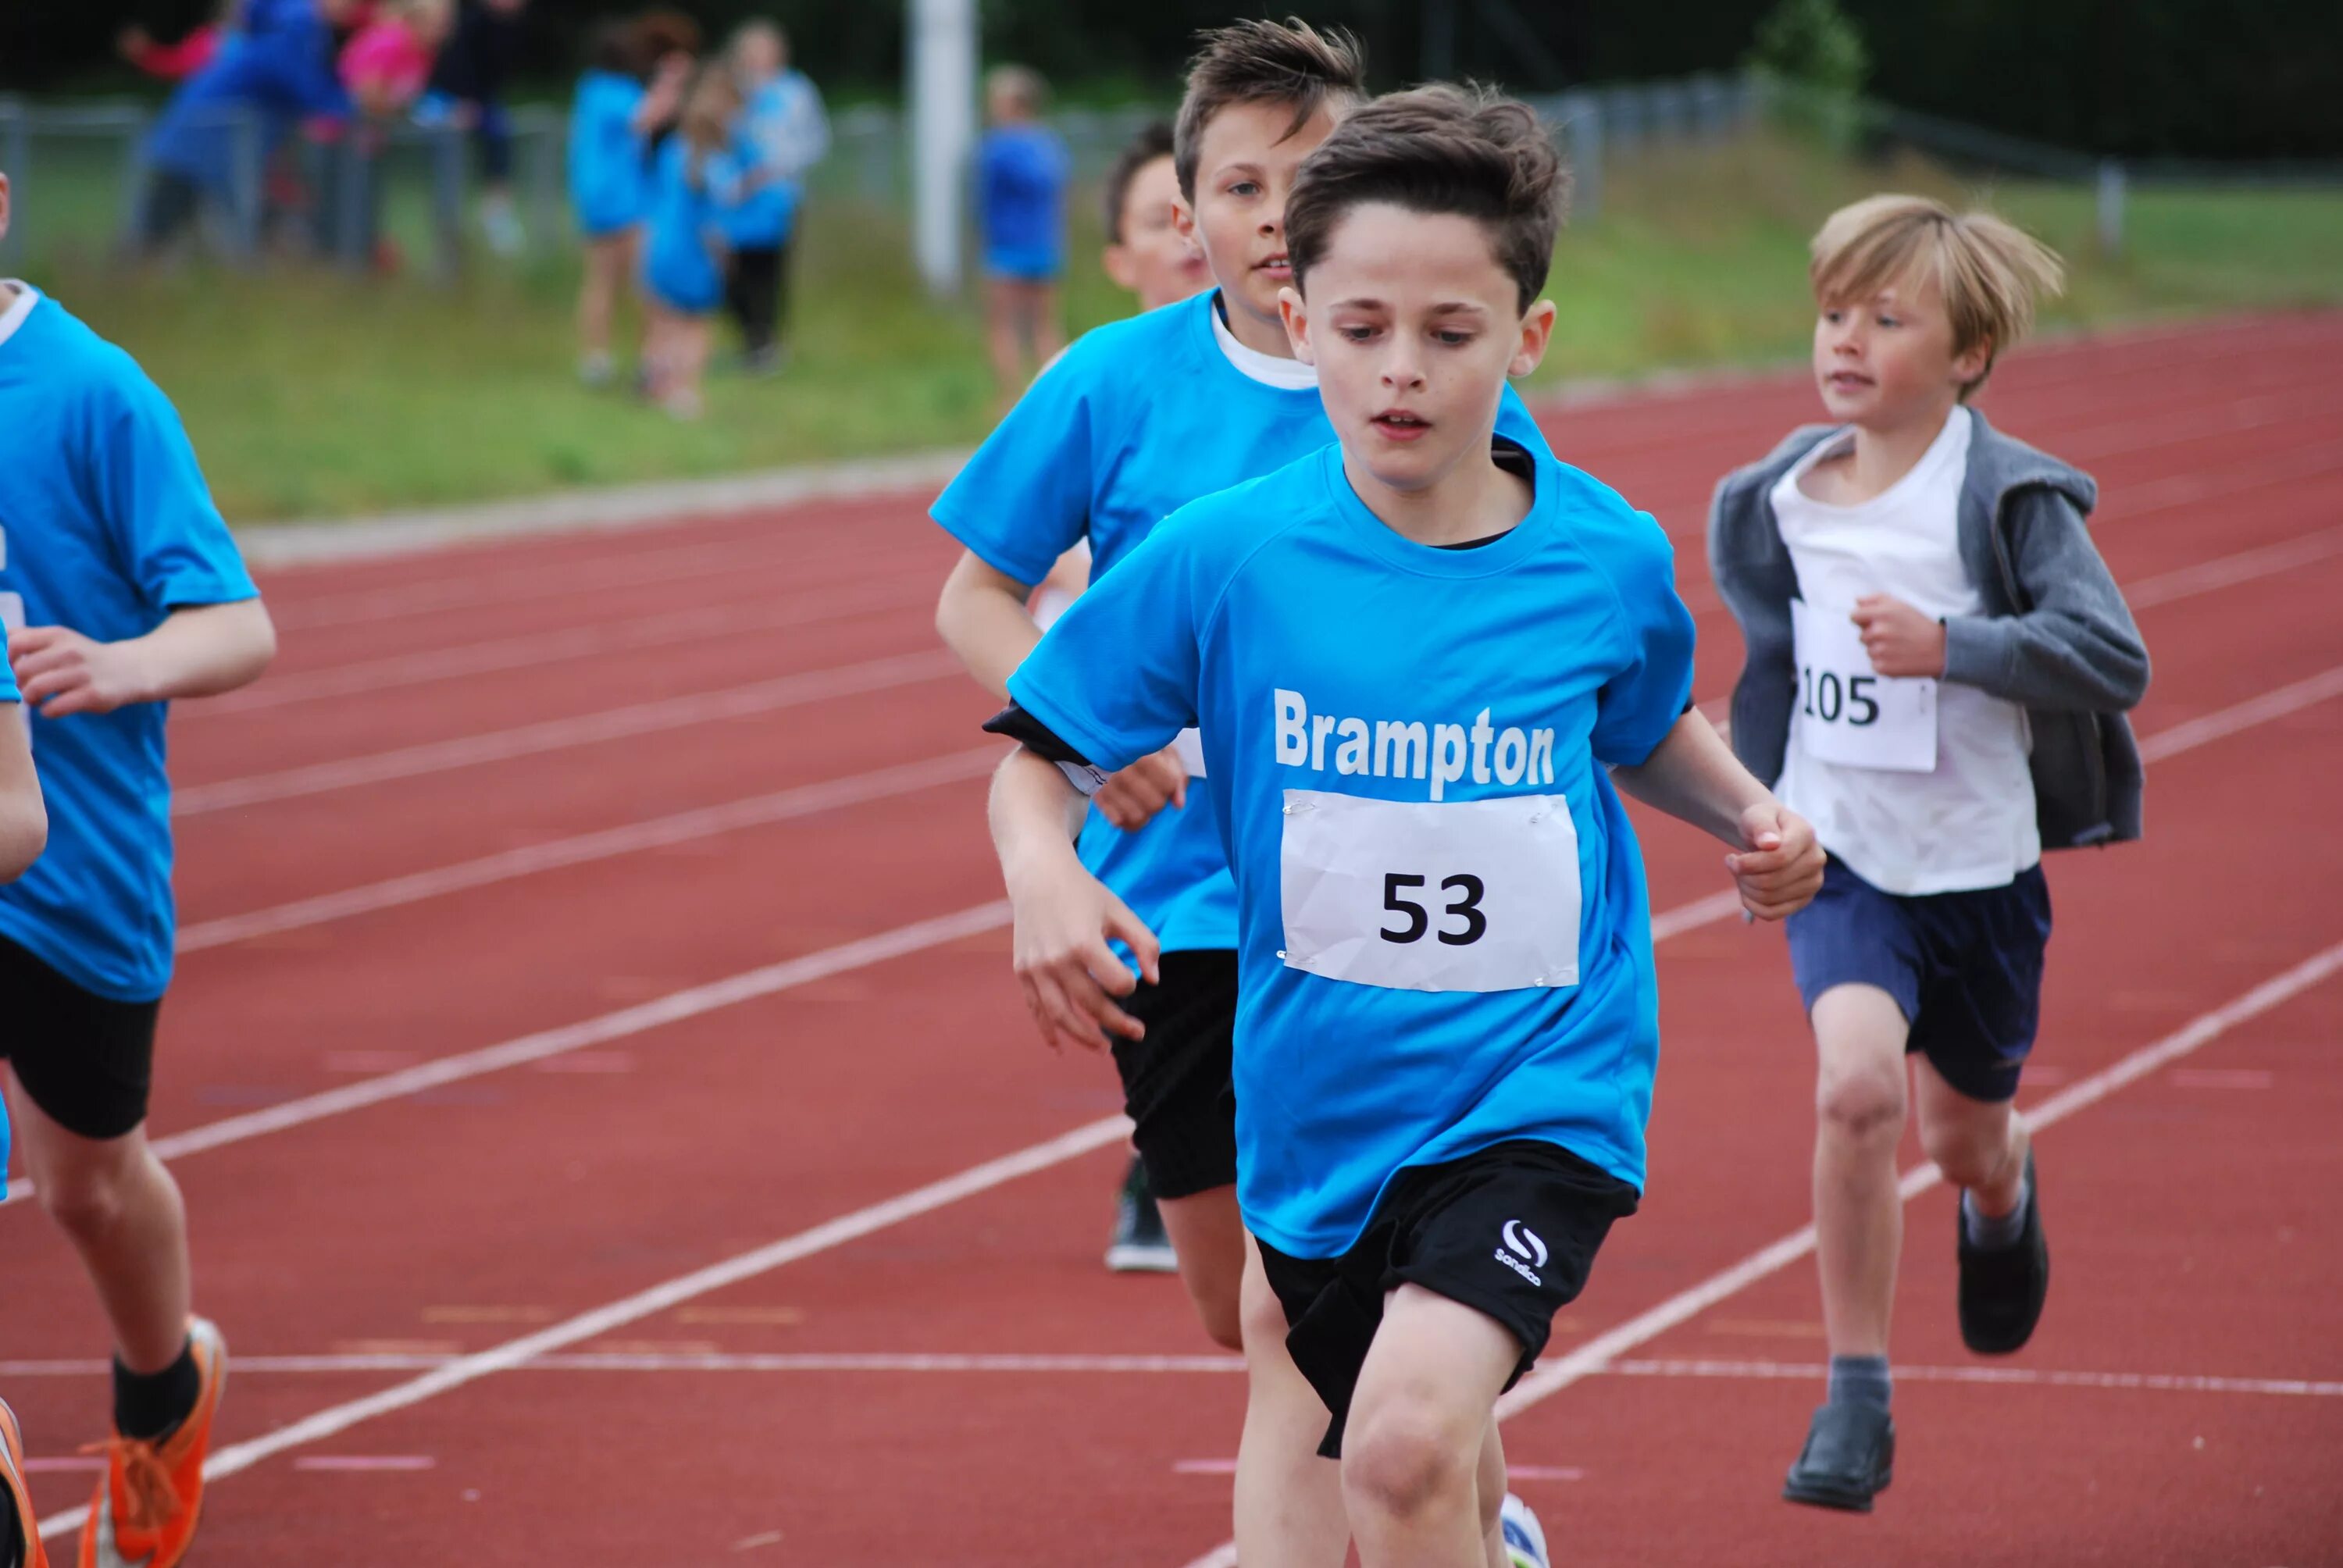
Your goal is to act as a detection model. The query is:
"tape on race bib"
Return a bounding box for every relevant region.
[1790,598,1937,773]
[1278,789,1580,993]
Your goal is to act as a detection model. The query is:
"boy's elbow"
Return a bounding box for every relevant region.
[0,798,48,883]
[240,601,280,681]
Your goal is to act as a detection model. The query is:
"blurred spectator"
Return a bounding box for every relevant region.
[1098,119,1207,313]
[138,0,357,255]
[977,64,1070,408]
[416,0,530,255]
[720,20,828,374]
[641,64,746,419]
[568,13,692,387]
[328,0,455,270]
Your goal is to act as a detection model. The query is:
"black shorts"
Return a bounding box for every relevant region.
[1106,950,1238,1200]
[0,935,163,1141]
[1257,1140,1639,1458]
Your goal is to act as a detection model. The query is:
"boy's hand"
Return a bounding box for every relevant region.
[9,627,152,717]
[1724,802,1826,921]
[1092,747,1188,831]
[1851,595,1947,678]
[1007,857,1163,1053]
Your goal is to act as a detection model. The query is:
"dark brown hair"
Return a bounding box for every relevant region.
[1285,84,1568,313]
[1101,121,1177,242]
[1172,17,1367,202]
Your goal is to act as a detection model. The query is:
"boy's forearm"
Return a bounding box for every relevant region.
[936,554,1043,699]
[0,724,47,881]
[132,599,278,702]
[1610,711,1775,846]
[988,747,1089,885]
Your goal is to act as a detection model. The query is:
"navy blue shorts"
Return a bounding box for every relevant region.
[1785,858,2052,1103]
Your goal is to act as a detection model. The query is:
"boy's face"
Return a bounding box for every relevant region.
[1104,155,1209,313]
[1175,98,1341,329]
[1282,203,1554,495]
[0,174,10,250]
[1813,273,1990,427]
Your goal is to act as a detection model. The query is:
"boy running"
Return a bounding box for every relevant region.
[982,87,1825,1566]
[1,560,55,1568]
[1707,194,2149,1512]
[0,168,279,1568]
[1035,116,1208,1274]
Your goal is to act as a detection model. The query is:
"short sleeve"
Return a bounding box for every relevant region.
[0,645,18,702]
[1589,515,1697,768]
[928,336,1110,587]
[90,363,258,615]
[1005,515,1203,775]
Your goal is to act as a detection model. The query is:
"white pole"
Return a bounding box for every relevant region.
[909,0,977,298]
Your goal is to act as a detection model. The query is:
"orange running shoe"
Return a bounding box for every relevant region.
[2,1397,54,1568]
[77,1319,226,1568]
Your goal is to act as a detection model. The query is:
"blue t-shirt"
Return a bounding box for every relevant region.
[569,69,651,235]
[0,645,14,1192]
[640,135,734,313]
[1007,441,1696,1256]
[932,292,1553,957]
[977,123,1070,276]
[0,290,260,1003]
[721,77,814,249]
[933,293,1556,956]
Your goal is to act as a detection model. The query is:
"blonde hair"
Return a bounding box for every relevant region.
[987,65,1049,118]
[1810,194,2066,397]
[679,63,743,162]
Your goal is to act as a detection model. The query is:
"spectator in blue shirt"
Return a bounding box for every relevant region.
[721,20,829,374]
[977,64,1071,409]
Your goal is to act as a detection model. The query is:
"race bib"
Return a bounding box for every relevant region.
[1278,789,1580,993]
[1791,598,1937,773]
[1170,726,1207,778]
[0,593,21,636]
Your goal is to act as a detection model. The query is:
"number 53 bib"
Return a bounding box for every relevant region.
[1791,599,1937,773]
[1278,789,1581,993]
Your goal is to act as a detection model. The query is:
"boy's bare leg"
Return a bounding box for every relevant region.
[7,1074,192,1374]
[1475,1417,1510,1568]
[1232,1245,1347,1568]
[1343,1285,1521,1568]
[1810,984,1910,1357]
[985,278,1027,407]
[1032,280,1066,365]
[1156,1187,1248,1350]
[1911,1056,2028,1217]
[578,234,623,360]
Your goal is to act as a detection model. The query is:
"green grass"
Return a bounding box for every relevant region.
[20,129,2343,522]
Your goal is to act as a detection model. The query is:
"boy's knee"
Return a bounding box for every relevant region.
[1817,1069,1906,1145]
[38,1155,134,1239]
[1197,1286,1245,1353]
[1343,1396,1475,1523]
[1919,1116,2013,1189]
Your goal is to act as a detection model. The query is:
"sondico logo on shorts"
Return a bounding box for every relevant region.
[1495,1219,1548,1287]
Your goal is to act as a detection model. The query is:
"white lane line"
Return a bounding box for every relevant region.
[1176,935,2343,1566]
[1601,1359,2343,1399]
[177,747,1002,952]
[173,649,961,816]
[2124,524,2343,610]
[9,1352,2334,1399]
[2,902,1011,1211]
[2138,665,2343,762]
[14,660,2335,1213]
[37,1114,1136,1543]
[203,574,936,715]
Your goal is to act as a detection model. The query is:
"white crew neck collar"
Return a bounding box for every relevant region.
[1210,294,1316,390]
[0,283,39,353]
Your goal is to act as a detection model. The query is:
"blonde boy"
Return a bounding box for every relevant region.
[1708,195,2150,1511]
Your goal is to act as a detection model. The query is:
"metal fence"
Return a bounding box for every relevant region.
[3,77,2332,276]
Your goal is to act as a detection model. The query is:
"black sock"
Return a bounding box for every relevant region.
[112,1338,201,1442]
[1827,1353,1892,1411]
[1,1489,24,1568]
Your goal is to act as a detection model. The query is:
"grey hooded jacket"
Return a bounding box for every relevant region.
[1707,410,2151,851]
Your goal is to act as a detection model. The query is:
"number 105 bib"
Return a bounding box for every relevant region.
[1791,598,1938,773]
[1278,789,1581,993]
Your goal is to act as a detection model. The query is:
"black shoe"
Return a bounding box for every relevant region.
[1958,1149,2048,1354]
[1782,1401,1895,1513]
[1105,1158,1178,1273]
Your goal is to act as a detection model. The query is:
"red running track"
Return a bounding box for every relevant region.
[3,314,2341,1565]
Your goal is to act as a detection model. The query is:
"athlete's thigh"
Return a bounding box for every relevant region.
[1349,1283,1521,1444]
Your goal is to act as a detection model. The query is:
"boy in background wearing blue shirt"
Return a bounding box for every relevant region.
[1709,196,2149,1513]
[722,20,829,375]
[975,64,1072,409]
[0,169,279,1568]
[568,16,691,387]
[640,64,746,420]
[0,547,54,1568]
[983,89,1825,1566]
